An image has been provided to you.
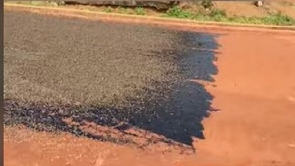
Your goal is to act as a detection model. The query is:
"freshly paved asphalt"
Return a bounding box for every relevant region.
[4,9,219,147]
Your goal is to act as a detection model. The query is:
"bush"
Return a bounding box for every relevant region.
[165,6,195,18]
[209,9,227,21]
[135,7,146,15]
[201,0,213,9]
[262,12,295,26]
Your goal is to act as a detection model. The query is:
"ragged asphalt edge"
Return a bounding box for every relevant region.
[4,3,295,33]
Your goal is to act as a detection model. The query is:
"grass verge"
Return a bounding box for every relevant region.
[164,6,295,26]
[4,1,295,26]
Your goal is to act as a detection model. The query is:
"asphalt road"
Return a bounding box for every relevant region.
[4,9,218,147]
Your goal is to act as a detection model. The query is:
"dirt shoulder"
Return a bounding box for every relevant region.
[213,0,295,18]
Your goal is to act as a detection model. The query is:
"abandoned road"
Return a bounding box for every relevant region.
[4,6,295,166]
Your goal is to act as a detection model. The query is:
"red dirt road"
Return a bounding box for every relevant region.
[4,8,295,166]
[195,31,295,165]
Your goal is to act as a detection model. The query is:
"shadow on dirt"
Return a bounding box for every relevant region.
[4,31,220,152]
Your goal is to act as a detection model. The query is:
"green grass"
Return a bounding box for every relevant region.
[163,5,195,19]
[135,7,146,15]
[115,6,146,15]
[164,6,295,26]
[103,6,113,13]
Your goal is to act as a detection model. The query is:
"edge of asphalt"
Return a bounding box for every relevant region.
[4,3,295,34]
